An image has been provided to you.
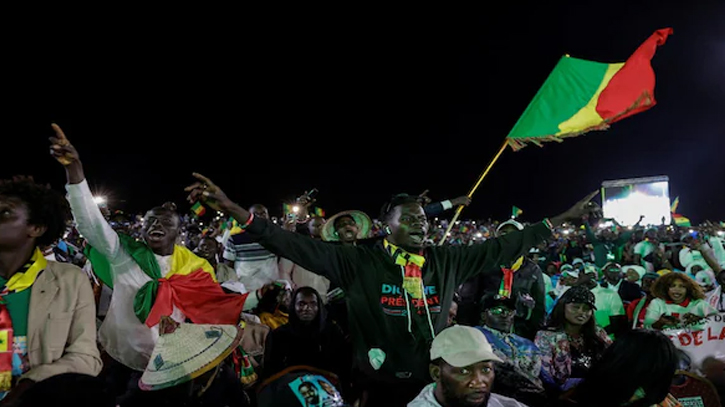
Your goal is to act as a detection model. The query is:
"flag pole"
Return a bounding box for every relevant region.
[438,139,510,246]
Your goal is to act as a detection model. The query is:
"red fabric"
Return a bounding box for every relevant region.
[404,264,422,278]
[670,375,722,407]
[145,270,248,328]
[626,297,653,328]
[0,305,13,373]
[666,297,691,307]
[501,268,515,298]
[596,28,673,121]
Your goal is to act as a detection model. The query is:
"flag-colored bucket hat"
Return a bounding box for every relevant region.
[321,210,372,242]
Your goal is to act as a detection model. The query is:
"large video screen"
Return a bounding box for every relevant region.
[601,176,671,226]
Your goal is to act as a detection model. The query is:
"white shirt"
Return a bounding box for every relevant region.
[633,241,664,272]
[67,180,190,371]
[408,383,528,407]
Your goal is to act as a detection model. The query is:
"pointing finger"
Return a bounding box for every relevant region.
[191,172,214,186]
[51,123,68,142]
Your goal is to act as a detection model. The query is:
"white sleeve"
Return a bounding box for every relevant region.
[222,236,236,261]
[441,200,453,210]
[644,298,665,328]
[66,180,121,261]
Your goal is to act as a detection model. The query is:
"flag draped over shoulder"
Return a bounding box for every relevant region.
[88,234,247,327]
[506,28,673,151]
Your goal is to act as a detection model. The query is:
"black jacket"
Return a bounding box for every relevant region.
[245,216,551,384]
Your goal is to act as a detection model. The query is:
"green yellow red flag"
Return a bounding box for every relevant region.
[191,202,206,217]
[512,206,523,218]
[506,28,673,151]
[670,196,679,214]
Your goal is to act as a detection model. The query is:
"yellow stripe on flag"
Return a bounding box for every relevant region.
[0,331,8,352]
[556,63,624,135]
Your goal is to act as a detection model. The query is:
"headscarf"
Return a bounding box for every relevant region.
[288,286,327,336]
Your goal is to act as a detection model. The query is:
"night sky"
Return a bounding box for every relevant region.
[4,3,724,224]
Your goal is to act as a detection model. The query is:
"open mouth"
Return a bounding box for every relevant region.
[147,229,166,241]
[409,230,425,242]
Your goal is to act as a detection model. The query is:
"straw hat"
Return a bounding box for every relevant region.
[321,210,372,242]
[139,317,243,391]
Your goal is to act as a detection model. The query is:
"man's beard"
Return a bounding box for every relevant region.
[440,379,490,407]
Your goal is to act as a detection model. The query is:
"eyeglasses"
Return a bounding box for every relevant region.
[487,306,514,316]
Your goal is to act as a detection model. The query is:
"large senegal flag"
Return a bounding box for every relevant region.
[91,234,247,327]
[506,28,672,151]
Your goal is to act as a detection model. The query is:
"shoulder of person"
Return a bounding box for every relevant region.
[490,392,532,406]
[44,260,87,283]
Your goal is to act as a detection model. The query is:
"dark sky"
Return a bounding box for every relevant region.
[4,3,724,224]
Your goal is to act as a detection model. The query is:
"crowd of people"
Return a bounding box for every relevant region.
[0,123,722,406]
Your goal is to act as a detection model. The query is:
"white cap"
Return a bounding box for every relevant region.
[497,220,524,233]
[430,325,502,367]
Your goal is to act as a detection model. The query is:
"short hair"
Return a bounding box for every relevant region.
[651,273,705,301]
[0,176,70,246]
[572,330,678,407]
[379,193,422,221]
[146,202,181,225]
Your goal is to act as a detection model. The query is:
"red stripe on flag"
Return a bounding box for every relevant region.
[596,28,673,122]
[145,269,248,327]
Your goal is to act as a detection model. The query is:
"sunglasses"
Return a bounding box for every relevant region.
[487,306,514,316]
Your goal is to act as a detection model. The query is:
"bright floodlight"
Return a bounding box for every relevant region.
[93,196,106,205]
[292,205,300,213]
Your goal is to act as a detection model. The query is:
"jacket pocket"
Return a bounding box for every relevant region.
[46,311,73,351]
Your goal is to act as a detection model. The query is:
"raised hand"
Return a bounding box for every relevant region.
[450,195,472,207]
[184,173,234,212]
[49,123,80,166]
[418,190,432,206]
[551,191,602,226]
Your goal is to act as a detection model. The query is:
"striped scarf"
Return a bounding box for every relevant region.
[383,240,426,299]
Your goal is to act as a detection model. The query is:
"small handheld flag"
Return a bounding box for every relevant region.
[512,206,523,219]
[191,202,206,217]
[670,196,679,214]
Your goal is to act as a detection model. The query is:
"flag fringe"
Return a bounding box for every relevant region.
[506,91,654,152]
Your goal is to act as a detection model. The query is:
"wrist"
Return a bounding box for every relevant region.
[65,162,85,184]
[549,214,567,228]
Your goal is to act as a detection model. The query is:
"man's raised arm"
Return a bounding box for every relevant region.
[452,191,602,284]
[184,173,357,289]
[50,124,122,261]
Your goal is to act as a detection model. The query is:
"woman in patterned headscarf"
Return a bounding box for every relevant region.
[534,286,611,395]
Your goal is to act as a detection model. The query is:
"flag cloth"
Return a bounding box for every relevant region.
[282,203,295,215]
[228,219,244,236]
[672,214,691,227]
[512,206,523,218]
[144,270,248,328]
[313,207,325,217]
[191,202,206,217]
[670,196,679,214]
[506,28,673,151]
